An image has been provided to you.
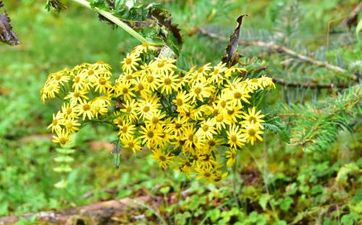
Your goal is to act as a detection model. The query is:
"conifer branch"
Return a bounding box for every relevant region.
[198,28,360,81]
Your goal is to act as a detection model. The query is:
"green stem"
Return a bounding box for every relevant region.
[70,0,159,45]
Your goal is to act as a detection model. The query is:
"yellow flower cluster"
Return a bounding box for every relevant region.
[41,43,275,182]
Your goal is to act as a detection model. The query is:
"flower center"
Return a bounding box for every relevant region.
[125,58,132,65]
[83,104,91,111]
[147,131,154,138]
[230,135,237,142]
[164,78,172,85]
[248,129,256,136]
[194,87,201,95]
[143,106,150,113]
[176,98,183,106]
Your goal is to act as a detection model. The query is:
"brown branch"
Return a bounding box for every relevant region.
[0,196,161,225]
[198,28,359,81]
[272,78,349,89]
[341,3,362,29]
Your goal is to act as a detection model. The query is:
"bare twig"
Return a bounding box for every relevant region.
[251,64,350,89]
[272,78,349,89]
[198,28,359,81]
[341,3,362,29]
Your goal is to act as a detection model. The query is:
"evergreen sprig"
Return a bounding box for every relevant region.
[282,84,362,152]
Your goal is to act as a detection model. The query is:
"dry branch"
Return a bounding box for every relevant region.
[341,3,362,29]
[198,28,359,81]
[0,197,161,225]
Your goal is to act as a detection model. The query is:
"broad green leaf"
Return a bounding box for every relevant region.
[356,19,362,39]
[259,193,271,210]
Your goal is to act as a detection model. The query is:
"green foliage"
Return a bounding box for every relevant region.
[283,84,361,152]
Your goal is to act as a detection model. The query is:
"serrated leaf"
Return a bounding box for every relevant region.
[54,156,74,163]
[54,179,68,189]
[53,165,72,173]
[56,148,75,154]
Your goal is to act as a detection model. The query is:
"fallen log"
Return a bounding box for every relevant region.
[0,196,163,225]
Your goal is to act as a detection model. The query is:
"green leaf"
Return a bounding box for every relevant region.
[279,197,293,211]
[53,165,72,173]
[208,208,221,222]
[356,19,362,39]
[341,213,358,225]
[54,156,74,163]
[336,163,360,184]
[259,193,271,210]
[56,148,75,155]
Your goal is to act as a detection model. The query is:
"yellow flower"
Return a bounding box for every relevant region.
[189,79,214,102]
[59,103,78,120]
[139,125,162,148]
[121,136,142,153]
[119,99,138,123]
[196,119,217,139]
[178,159,192,173]
[159,72,179,94]
[241,107,265,128]
[121,53,140,73]
[142,70,160,91]
[52,129,71,146]
[113,79,135,100]
[210,62,226,85]
[40,81,60,102]
[47,112,63,133]
[72,73,90,91]
[132,43,157,55]
[64,89,89,105]
[242,122,263,145]
[152,148,174,169]
[224,105,243,125]
[258,76,275,89]
[92,97,110,117]
[145,110,165,127]
[132,77,149,97]
[225,149,237,167]
[49,69,71,86]
[183,125,198,149]
[224,85,250,106]
[76,100,94,120]
[62,118,80,134]
[117,121,136,140]
[93,74,112,94]
[165,116,188,137]
[137,96,160,119]
[226,125,245,149]
[195,165,219,182]
[173,91,191,113]
[148,57,176,75]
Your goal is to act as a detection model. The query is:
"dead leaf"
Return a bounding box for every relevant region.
[0,12,19,45]
[222,14,247,67]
